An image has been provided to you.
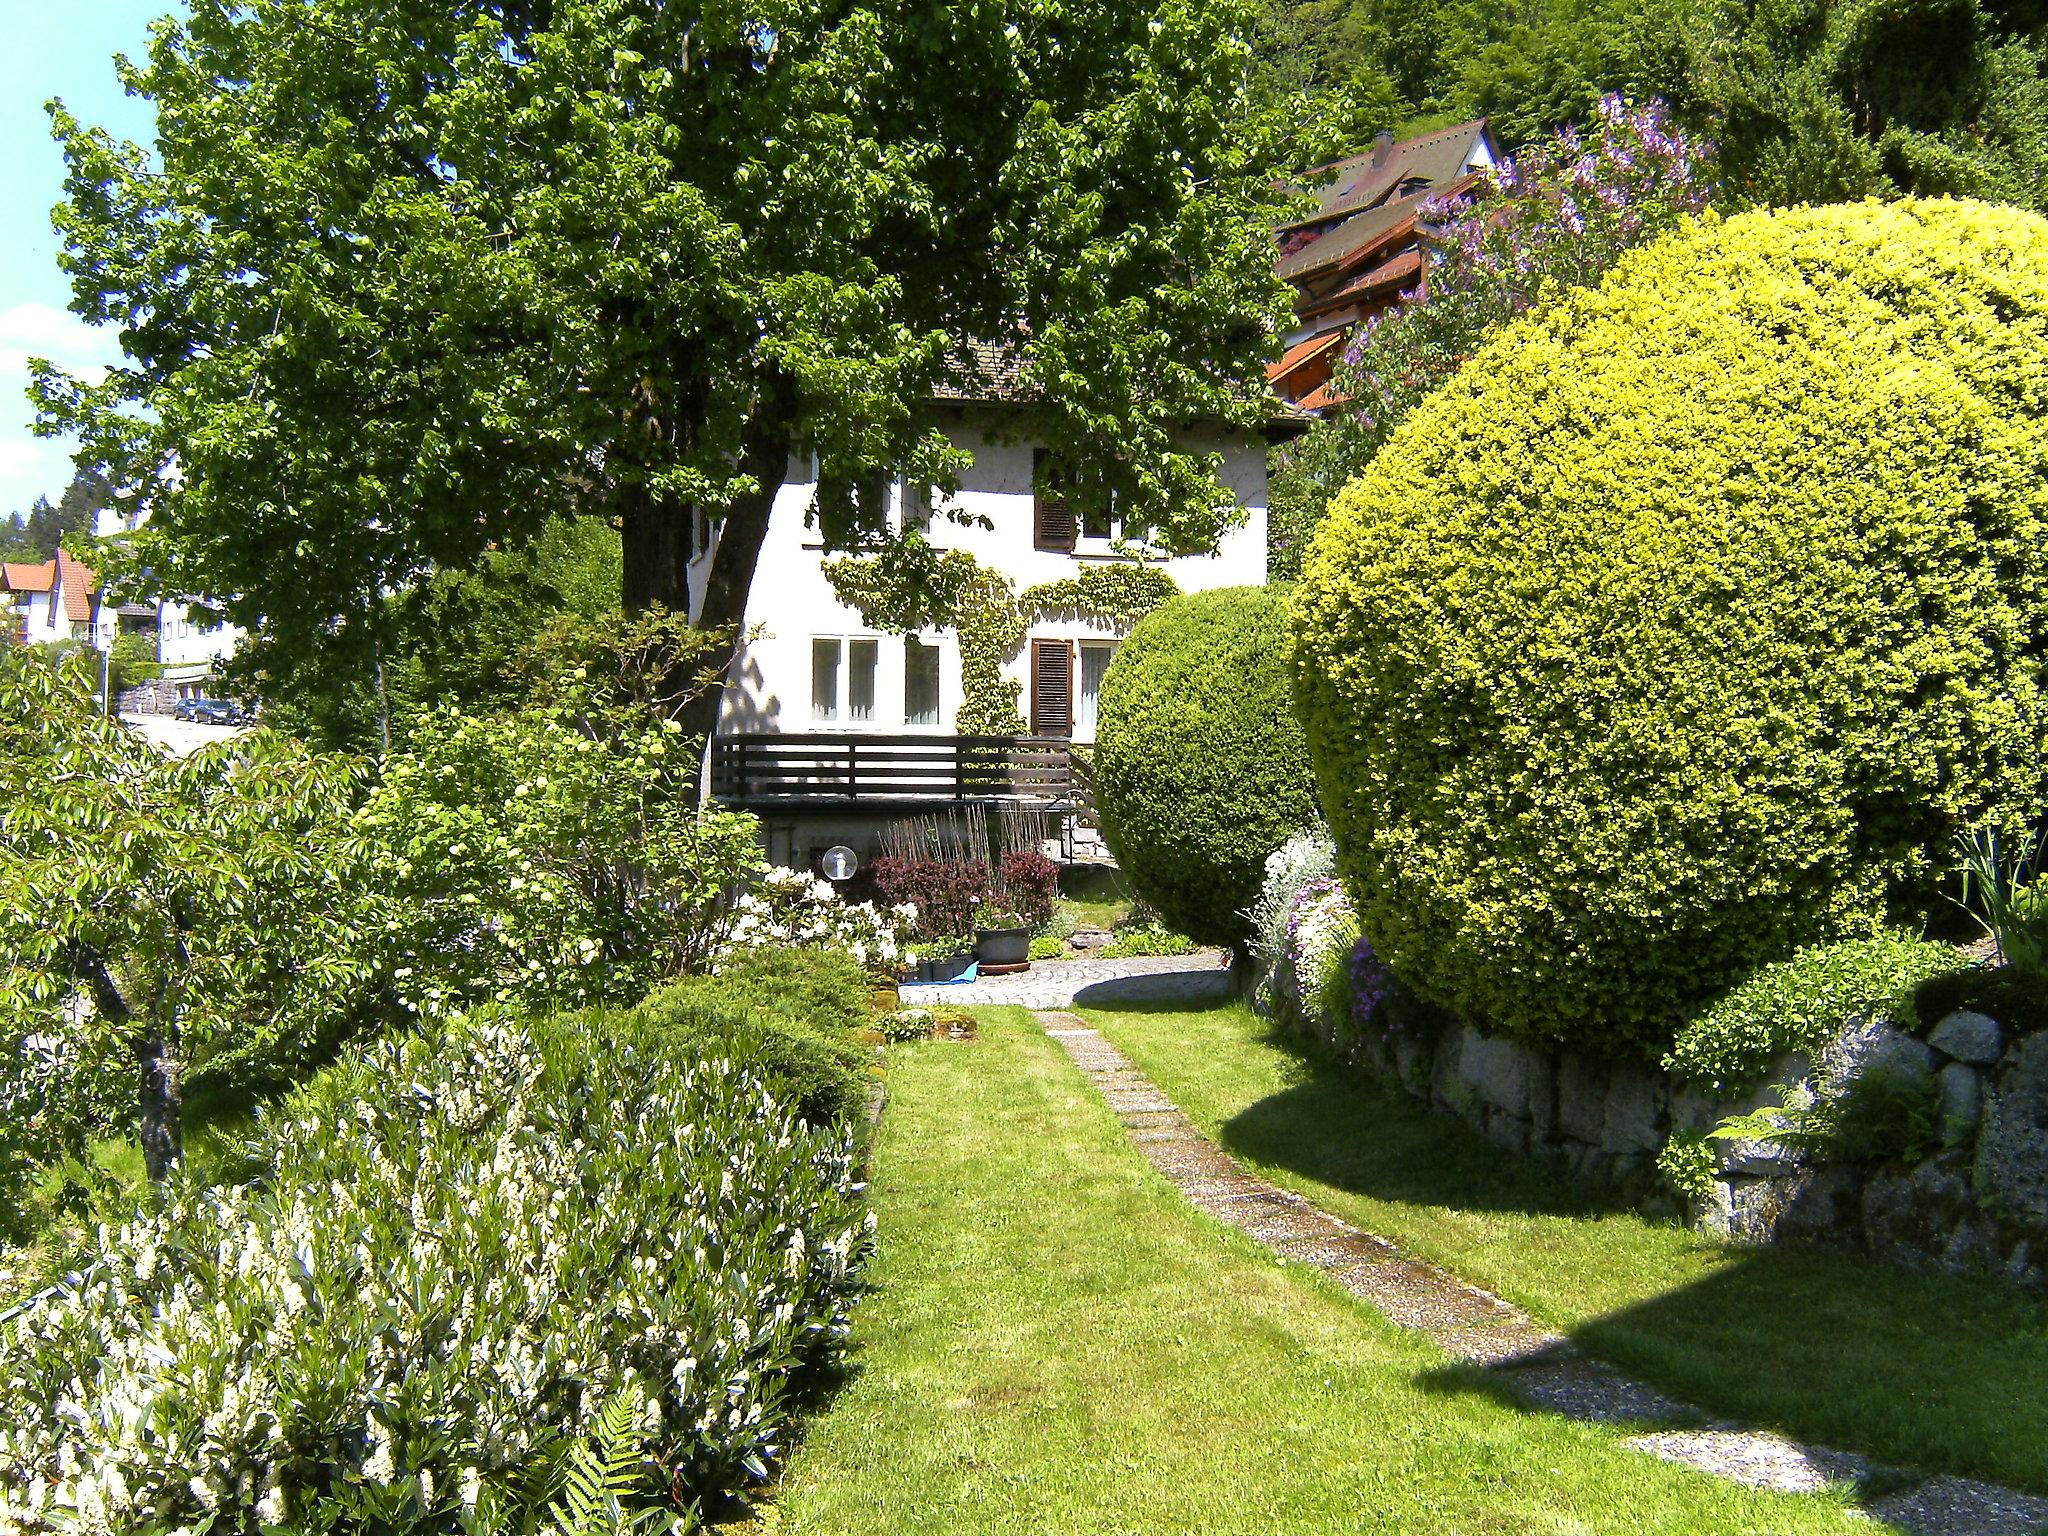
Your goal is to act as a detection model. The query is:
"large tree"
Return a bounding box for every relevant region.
[39,0,1304,733]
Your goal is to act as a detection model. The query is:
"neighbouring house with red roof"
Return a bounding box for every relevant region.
[1269,120,1500,411]
[2,505,242,708]
[1,549,107,649]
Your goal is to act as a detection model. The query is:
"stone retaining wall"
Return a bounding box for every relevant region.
[1263,956,2045,1290]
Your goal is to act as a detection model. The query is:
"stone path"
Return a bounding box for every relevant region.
[1033,1010,2048,1536]
[899,950,1235,1010]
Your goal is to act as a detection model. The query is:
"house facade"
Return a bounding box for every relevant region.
[1270,120,1499,410]
[702,410,1271,744]
[699,402,1282,866]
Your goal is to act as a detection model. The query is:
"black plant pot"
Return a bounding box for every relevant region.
[924,952,977,983]
[975,926,1030,966]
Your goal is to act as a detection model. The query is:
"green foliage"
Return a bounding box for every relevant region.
[535,1384,672,1536]
[1270,99,1712,580]
[629,946,874,1128]
[1657,1131,1721,1203]
[1292,198,2048,1058]
[825,543,1181,734]
[0,649,374,1178]
[355,707,763,1017]
[41,0,1309,684]
[1029,933,1069,961]
[0,1012,873,1532]
[1095,587,1319,946]
[232,517,624,751]
[102,630,159,698]
[1710,1067,1943,1166]
[0,471,110,563]
[1667,937,1969,1094]
[1912,965,2048,1038]
[1686,0,2048,212]
[1954,826,2048,974]
[1098,923,1204,959]
[1249,0,2045,214]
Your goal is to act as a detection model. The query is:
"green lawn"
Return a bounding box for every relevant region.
[769,1007,1874,1534]
[1087,1000,2048,1497]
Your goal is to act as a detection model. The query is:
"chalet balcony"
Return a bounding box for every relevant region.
[710,732,1080,812]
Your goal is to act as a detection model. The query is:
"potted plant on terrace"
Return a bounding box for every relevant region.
[975,905,1031,967]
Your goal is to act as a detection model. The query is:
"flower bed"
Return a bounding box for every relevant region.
[0,1011,874,1532]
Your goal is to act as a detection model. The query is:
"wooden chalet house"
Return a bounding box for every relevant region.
[1269,120,1500,411]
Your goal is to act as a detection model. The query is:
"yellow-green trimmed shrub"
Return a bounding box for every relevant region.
[1291,197,2048,1059]
[1095,587,1320,946]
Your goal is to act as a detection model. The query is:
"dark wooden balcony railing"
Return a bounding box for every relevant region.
[710,732,1077,809]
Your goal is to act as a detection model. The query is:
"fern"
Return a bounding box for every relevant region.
[537,1385,671,1536]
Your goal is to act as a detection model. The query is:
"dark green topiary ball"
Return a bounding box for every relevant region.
[1290,197,2048,1060]
[1094,585,1320,947]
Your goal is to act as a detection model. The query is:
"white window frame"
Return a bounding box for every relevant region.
[1076,639,1119,740]
[811,634,881,726]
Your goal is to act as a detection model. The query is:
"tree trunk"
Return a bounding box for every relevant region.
[666,384,795,746]
[619,477,693,616]
[131,1024,183,1181]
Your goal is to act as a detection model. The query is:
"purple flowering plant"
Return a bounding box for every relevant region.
[1270,97,1715,578]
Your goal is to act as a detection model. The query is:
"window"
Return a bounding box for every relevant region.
[813,636,879,723]
[900,477,935,532]
[811,637,841,721]
[1077,641,1118,739]
[848,639,878,722]
[905,636,941,725]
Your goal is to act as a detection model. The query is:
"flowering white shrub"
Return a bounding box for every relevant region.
[1245,828,1337,1002]
[0,1013,873,1533]
[1285,877,1361,1021]
[715,866,916,972]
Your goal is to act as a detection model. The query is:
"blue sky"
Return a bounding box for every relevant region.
[0,0,164,519]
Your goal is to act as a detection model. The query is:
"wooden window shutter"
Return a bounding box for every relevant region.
[1030,638,1074,737]
[1033,449,1076,551]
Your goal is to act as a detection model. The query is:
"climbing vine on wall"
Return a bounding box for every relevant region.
[823,541,1178,734]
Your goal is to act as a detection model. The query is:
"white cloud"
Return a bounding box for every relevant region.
[0,301,122,517]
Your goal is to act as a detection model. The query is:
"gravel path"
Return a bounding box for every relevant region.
[1034,1010,2048,1536]
[898,951,1235,1010]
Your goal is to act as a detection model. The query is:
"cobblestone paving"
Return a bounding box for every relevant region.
[898,951,1235,1010]
[1033,1010,2048,1536]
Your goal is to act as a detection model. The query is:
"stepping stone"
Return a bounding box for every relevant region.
[1626,1428,1872,1494]
[1865,1477,2048,1536]
[1498,1356,1691,1425]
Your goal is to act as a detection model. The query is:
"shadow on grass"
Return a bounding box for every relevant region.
[1201,1016,2048,1495]
[1071,970,1237,1010]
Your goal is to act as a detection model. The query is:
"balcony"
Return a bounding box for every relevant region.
[710,732,1079,812]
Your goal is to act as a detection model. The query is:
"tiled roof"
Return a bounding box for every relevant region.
[2,561,54,593]
[933,338,1032,402]
[55,549,98,624]
[1266,329,1346,385]
[1281,120,1491,234]
[1302,247,1425,318]
[1277,200,1419,284]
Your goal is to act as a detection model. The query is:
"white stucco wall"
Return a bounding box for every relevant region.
[705,410,1270,742]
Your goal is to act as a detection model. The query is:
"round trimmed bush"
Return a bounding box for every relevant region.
[1290,197,2048,1060]
[1095,585,1319,946]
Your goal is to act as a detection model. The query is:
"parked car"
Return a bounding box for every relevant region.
[173,697,246,726]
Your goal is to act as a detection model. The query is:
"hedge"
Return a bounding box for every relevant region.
[1094,586,1321,946]
[1665,935,1970,1095]
[1290,197,2048,1058]
[0,1010,873,1532]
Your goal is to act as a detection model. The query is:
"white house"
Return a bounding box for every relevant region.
[698,396,1290,864]
[90,503,244,707]
[702,410,1273,743]
[3,550,100,647]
